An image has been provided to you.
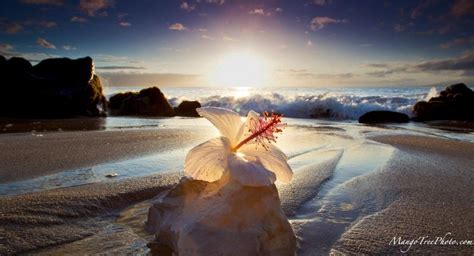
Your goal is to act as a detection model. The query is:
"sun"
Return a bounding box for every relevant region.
[208,51,268,87]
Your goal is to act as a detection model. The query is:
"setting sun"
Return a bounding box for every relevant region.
[208,51,268,87]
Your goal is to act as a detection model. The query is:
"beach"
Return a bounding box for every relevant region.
[1,117,472,254]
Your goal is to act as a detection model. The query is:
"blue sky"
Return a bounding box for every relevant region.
[0,0,473,87]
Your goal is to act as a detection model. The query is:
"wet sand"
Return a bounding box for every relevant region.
[331,135,474,254]
[1,131,473,254]
[0,128,205,183]
[0,172,181,254]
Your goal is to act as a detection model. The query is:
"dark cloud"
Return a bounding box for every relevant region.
[440,36,474,49]
[19,0,64,5]
[366,52,474,77]
[313,0,332,6]
[0,19,24,34]
[450,0,474,17]
[95,66,146,70]
[71,16,88,23]
[98,72,202,87]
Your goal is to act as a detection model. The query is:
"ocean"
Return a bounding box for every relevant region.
[105,86,441,120]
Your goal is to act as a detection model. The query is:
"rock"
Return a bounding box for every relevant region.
[358,111,409,124]
[108,87,174,116]
[413,83,474,121]
[146,174,296,256]
[174,100,201,117]
[0,55,107,117]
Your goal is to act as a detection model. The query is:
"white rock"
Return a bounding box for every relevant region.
[146,174,296,256]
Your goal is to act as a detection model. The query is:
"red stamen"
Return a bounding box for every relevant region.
[232,112,284,152]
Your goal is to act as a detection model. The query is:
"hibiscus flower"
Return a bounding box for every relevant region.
[185,107,293,186]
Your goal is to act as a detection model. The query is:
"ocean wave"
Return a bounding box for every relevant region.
[169,92,423,120]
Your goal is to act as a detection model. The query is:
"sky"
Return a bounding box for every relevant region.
[0,0,473,87]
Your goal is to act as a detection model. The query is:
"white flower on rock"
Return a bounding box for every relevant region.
[185,107,293,186]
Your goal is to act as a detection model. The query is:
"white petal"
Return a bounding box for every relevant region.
[184,137,231,182]
[227,153,276,186]
[239,143,293,183]
[197,107,244,147]
[242,110,260,138]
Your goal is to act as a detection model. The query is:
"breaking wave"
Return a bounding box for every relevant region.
[169,92,423,120]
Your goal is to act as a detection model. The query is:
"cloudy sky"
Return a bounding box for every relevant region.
[0,0,473,87]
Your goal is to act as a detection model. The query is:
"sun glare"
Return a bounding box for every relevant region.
[208,51,268,87]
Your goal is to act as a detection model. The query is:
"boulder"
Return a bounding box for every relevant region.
[413,83,474,121]
[358,110,409,124]
[108,87,174,116]
[0,55,107,117]
[146,174,296,256]
[174,100,201,117]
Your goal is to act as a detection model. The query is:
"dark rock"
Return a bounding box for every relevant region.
[358,111,409,123]
[108,87,174,116]
[174,100,201,117]
[413,83,474,121]
[0,56,106,118]
[7,57,33,73]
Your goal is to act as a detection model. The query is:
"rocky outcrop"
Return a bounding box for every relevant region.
[358,111,409,124]
[146,175,296,256]
[413,83,474,121]
[0,55,107,117]
[108,87,174,116]
[174,100,201,117]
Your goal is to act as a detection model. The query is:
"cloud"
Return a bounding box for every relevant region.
[0,20,24,34]
[119,22,131,27]
[0,43,14,53]
[36,38,56,49]
[71,16,88,23]
[98,72,202,87]
[282,69,354,80]
[306,40,313,47]
[62,45,77,50]
[19,0,64,5]
[275,7,283,13]
[366,52,474,77]
[201,34,214,40]
[180,2,196,12]
[38,21,57,28]
[450,0,474,17]
[0,45,58,62]
[169,23,187,31]
[205,0,225,5]
[95,66,146,70]
[222,36,238,41]
[440,36,474,49]
[79,0,114,17]
[248,9,265,15]
[313,0,332,6]
[393,23,405,32]
[310,17,347,31]
[410,0,434,19]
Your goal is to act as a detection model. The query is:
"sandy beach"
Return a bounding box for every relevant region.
[0,127,208,183]
[1,122,472,255]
